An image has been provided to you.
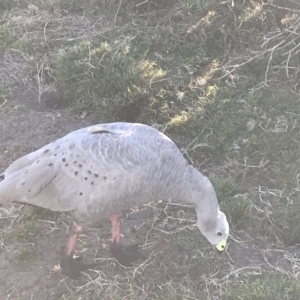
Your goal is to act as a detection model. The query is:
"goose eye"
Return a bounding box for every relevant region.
[217,232,222,236]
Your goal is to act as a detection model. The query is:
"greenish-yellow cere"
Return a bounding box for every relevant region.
[216,239,227,251]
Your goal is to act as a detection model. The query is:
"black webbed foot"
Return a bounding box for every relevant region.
[111,241,147,267]
[60,252,96,279]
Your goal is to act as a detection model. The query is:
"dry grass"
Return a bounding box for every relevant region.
[1,0,300,299]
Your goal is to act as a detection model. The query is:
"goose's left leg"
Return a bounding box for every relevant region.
[60,222,96,278]
[110,214,146,266]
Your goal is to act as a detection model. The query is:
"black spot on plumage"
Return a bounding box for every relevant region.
[78,164,82,168]
[88,170,91,174]
[54,154,57,156]
[74,161,77,164]
[79,192,83,196]
[49,163,53,167]
[69,143,75,150]
[55,146,60,150]
[75,171,78,175]
[94,174,99,178]
[65,164,68,167]
[91,181,94,185]
[22,182,25,185]
[25,171,28,174]
[36,160,40,163]
[62,158,66,162]
[103,176,107,180]
[84,177,88,180]
[44,149,49,153]
[28,189,31,192]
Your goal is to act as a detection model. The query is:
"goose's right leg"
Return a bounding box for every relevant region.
[60,222,96,278]
[110,214,147,266]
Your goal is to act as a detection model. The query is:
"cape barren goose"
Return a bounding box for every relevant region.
[0,122,229,278]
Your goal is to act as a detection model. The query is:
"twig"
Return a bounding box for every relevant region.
[114,0,122,24]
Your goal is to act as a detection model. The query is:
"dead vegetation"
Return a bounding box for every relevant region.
[1,0,300,299]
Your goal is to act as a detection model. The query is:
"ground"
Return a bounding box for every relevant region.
[1,0,300,299]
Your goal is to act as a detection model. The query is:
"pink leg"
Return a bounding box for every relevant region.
[110,214,121,244]
[64,222,83,256]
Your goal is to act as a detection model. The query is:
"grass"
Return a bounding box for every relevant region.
[0,84,12,105]
[171,226,206,250]
[0,0,300,299]
[4,206,56,242]
[15,246,34,262]
[0,0,14,10]
[54,40,166,120]
[154,282,199,300]
[0,21,17,51]
[6,220,37,242]
[223,274,300,300]
[22,205,56,222]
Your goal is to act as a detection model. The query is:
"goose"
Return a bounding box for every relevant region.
[0,122,229,278]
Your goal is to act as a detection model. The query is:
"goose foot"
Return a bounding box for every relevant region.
[60,252,96,279]
[111,241,147,267]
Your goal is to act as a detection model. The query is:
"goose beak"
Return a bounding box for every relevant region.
[215,239,227,253]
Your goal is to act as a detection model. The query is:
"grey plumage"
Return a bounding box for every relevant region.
[0,122,229,248]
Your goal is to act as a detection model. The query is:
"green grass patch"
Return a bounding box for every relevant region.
[75,294,122,300]
[264,195,300,246]
[0,17,40,55]
[15,246,34,262]
[28,0,182,15]
[5,207,56,243]
[275,202,300,246]
[211,174,246,203]
[224,273,300,300]
[153,282,198,300]
[171,225,206,250]
[0,84,12,105]
[0,21,17,52]
[7,220,37,242]
[22,206,56,222]
[210,174,252,229]
[0,0,18,12]
[54,40,166,121]
[221,196,252,231]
